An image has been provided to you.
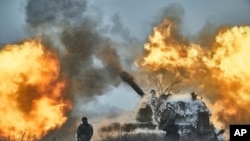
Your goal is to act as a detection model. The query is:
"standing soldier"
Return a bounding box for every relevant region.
[77,117,93,141]
[164,117,180,141]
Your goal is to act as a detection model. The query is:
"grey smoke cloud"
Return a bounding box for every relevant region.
[26,0,124,100]
[25,0,131,139]
[26,0,87,26]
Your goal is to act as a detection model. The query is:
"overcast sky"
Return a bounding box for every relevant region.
[1,0,250,43]
[92,0,250,39]
[1,0,250,114]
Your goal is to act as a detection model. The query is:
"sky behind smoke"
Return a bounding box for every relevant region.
[1,0,250,124]
[0,0,27,43]
[92,0,250,40]
[1,0,250,43]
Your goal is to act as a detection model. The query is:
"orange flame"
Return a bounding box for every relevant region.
[136,19,250,128]
[0,40,72,140]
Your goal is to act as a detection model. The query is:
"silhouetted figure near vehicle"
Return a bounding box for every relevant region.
[77,117,93,141]
[164,117,180,141]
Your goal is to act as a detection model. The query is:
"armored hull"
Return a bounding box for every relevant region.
[100,71,225,141]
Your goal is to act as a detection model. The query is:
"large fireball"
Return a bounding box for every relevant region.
[136,19,250,128]
[0,40,72,140]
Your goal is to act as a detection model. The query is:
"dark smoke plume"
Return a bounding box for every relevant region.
[26,0,123,98]
[25,0,126,138]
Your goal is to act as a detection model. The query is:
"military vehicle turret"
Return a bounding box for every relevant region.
[100,71,225,141]
[121,71,225,140]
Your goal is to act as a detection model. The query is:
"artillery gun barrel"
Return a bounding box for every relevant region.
[120,71,145,97]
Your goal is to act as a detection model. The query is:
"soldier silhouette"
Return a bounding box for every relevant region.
[164,117,180,141]
[77,117,93,141]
